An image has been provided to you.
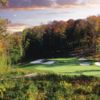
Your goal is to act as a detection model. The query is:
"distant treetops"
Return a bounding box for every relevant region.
[0,15,100,63]
[22,16,100,61]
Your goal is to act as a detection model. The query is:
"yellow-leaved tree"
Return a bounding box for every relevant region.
[0,18,11,74]
[0,0,8,6]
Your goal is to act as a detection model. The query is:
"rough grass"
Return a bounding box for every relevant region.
[19,57,100,77]
[0,74,100,100]
[0,54,29,78]
[0,54,11,75]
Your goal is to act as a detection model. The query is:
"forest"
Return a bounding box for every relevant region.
[22,16,100,61]
[0,16,100,64]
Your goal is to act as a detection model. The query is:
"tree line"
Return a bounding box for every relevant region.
[0,15,100,63]
[22,16,100,61]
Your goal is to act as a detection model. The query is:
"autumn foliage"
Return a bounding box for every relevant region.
[22,16,100,61]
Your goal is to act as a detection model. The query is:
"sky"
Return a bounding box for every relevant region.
[0,0,100,26]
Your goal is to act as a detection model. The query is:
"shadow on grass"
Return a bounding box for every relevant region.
[63,70,100,75]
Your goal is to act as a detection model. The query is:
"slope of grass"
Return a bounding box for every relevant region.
[19,57,100,77]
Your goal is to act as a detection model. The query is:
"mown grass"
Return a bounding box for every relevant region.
[19,57,100,77]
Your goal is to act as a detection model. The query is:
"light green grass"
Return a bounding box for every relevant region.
[19,57,100,77]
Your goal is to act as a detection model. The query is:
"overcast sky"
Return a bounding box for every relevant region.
[0,0,100,25]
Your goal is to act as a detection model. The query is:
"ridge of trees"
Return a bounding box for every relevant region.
[0,15,100,63]
[22,16,100,61]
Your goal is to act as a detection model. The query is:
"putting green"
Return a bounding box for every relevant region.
[20,58,100,77]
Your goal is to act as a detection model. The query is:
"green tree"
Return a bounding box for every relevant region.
[43,21,66,57]
[7,33,22,64]
[22,26,45,61]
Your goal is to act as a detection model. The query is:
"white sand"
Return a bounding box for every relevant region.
[95,62,100,66]
[42,61,55,65]
[79,57,88,61]
[30,59,55,65]
[80,62,91,66]
[30,59,44,64]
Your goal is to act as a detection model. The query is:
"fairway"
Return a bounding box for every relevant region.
[20,58,100,77]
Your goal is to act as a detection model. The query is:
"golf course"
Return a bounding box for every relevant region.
[20,57,100,77]
[0,1,100,99]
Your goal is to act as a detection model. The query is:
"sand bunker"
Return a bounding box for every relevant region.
[30,59,44,64]
[79,57,88,61]
[42,61,55,65]
[80,62,91,66]
[95,62,100,66]
[30,59,55,65]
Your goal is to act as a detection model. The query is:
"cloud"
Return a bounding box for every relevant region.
[77,0,100,5]
[56,0,77,5]
[6,0,83,8]
[8,0,52,8]
[86,0,100,4]
[1,0,100,10]
[55,0,100,6]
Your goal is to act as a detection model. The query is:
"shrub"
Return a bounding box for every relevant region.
[0,75,99,99]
